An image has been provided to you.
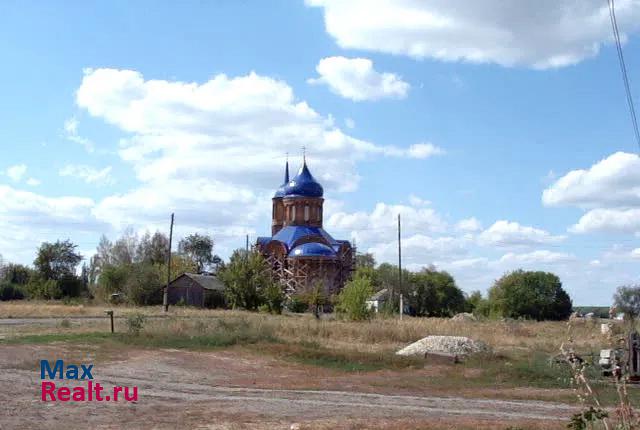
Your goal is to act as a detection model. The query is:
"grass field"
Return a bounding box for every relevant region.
[0,301,635,428]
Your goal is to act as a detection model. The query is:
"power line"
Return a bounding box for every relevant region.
[607,0,640,151]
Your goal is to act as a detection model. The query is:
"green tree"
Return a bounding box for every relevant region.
[1,263,33,285]
[408,269,466,317]
[34,240,83,281]
[613,285,640,321]
[97,264,130,300]
[355,252,376,269]
[262,282,285,314]
[27,276,62,300]
[137,231,169,265]
[179,233,214,272]
[124,263,164,305]
[336,277,374,321]
[219,249,272,310]
[488,270,572,320]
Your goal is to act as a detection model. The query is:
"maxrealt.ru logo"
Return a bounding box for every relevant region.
[40,360,138,402]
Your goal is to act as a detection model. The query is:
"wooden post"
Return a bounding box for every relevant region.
[397,213,402,304]
[400,294,403,321]
[163,213,174,312]
[105,310,114,333]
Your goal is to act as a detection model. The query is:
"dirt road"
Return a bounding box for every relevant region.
[0,344,576,429]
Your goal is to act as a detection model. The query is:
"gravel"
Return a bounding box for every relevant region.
[396,335,490,357]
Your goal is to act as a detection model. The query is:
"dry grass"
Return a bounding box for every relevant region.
[1,302,611,355]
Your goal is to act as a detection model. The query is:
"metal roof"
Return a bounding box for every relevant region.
[288,242,337,259]
[175,273,225,291]
[271,225,338,249]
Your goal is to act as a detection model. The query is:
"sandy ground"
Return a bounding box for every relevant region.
[0,342,579,430]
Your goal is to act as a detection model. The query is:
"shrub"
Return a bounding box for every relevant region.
[287,295,308,313]
[126,313,147,336]
[262,282,284,314]
[26,277,62,300]
[0,282,25,301]
[336,277,374,321]
[219,249,272,310]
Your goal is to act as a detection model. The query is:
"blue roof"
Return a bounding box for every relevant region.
[271,225,337,249]
[256,236,271,246]
[273,161,290,198]
[283,162,323,198]
[289,242,337,258]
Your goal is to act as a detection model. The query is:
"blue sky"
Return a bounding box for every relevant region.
[2,0,640,305]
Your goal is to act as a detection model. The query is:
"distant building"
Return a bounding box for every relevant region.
[256,157,354,298]
[167,273,225,308]
[366,288,389,313]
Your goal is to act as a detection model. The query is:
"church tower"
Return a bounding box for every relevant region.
[281,157,324,228]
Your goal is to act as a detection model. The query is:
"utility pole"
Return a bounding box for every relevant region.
[397,213,402,306]
[163,213,174,312]
[246,234,249,252]
[400,294,403,321]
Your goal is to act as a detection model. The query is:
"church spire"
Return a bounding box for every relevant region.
[284,153,290,183]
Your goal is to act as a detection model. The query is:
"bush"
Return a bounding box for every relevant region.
[26,277,62,300]
[126,313,147,336]
[488,270,572,321]
[124,263,163,306]
[262,282,284,314]
[287,295,309,313]
[336,277,374,321]
[0,282,25,301]
[219,249,272,311]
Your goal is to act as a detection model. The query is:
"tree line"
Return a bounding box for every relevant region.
[217,250,573,321]
[0,238,574,321]
[0,230,220,305]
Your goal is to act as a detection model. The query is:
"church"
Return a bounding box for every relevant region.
[256,157,354,298]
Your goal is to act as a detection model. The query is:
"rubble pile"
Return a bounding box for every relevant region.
[396,335,490,357]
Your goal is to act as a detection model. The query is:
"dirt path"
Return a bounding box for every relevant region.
[0,344,577,429]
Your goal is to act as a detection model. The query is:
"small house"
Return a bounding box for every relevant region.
[167,273,225,308]
[366,288,389,313]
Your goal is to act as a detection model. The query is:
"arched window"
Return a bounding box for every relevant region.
[304,205,310,221]
[291,205,296,221]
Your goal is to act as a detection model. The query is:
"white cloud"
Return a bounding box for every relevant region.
[632,249,640,259]
[306,0,640,69]
[5,164,27,182]
[478,220,565,247]
[308,56,409,101]
[543,152,640,209]
[77,69,427,190]
[498,250,575,265]
[26,178,40,186]
[407,142,444,159]
[63,117,95,152]
[456,217,482,232]
[570,208,640,234]
[59,165,115,186]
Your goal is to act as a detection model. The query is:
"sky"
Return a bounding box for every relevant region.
[1,0,640,305]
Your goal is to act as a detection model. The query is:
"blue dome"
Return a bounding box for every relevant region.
[283,162,323,198]
[289,242,336,258]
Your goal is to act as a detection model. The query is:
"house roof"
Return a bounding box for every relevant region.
[173,273,225,291]
[367,288,389,302]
